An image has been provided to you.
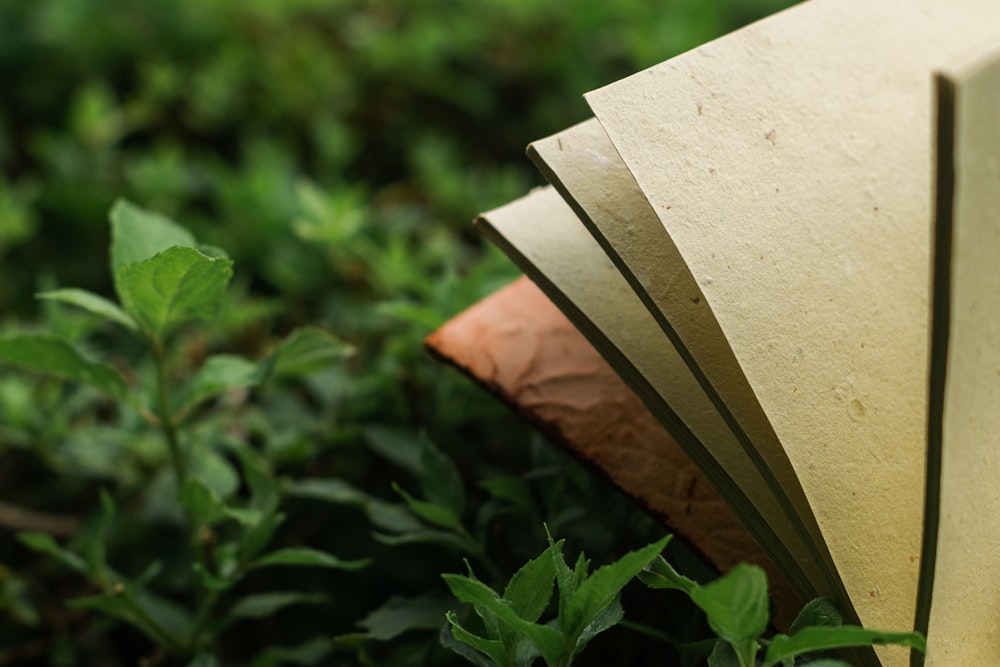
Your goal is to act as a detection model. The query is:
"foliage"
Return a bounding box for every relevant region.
[2,202,362,663]
[1,0,923,665]
[639,557,926,667]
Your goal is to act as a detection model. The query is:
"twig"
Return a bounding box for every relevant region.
[0,499,79,537]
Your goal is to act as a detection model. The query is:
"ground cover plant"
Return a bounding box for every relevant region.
[0,1,923,665]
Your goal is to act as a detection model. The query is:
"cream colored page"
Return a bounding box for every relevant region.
[477,186,811,610]
[925,45,1000,666]
[586,0,1000,657]
[527,120,839,603]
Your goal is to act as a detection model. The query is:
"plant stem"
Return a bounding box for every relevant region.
[152,338,186,488]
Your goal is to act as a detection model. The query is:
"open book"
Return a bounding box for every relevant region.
[465,2,1000,665]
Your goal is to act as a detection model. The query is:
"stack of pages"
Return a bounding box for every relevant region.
[469,1,1000,665]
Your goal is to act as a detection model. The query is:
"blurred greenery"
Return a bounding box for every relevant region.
[0,1,794,665]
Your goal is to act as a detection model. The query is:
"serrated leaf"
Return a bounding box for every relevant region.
[638,549,697,596]
[16,533,87,574]
[566,536,669,639]
[503,543,556,623]
[577,595,623,653]
[358,594,455,641]
[116,246,233,338]
[251,547,369,571]
[228,591,327,619]
[36,288,137,331]
[545,530,574,633]
[0,335,128,399]
[690,564,769,652]
[418,433,464,516]
[445,611,508,666]
[443,576,564,666]
[762,626,926,667]
[789,597,843,636]
[110,199,196,273]
[270,327,353,377]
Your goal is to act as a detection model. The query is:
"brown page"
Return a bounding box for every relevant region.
[424,276,800,627]
[585,1,1000,660]
[919,43,1000,666]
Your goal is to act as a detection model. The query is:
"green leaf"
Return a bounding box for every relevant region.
[36,288,137,331]
[789,597,843,636]
[247,637,334,667]
[392,482,463,531]
[110,199,196,273]
[0,335,128,399]
[358,594,455,641]
[690,563,769,652]
[707,639,742,667]
[576,595,623,651]
[179,478,227,527]
[638,551,697,595]
[192,563,236,593]
[418,432,465,516]
[270,327,353,377]
[187,654,221,667]
[503,543,556,623]
[228,591,328,619]
[443,576,564,666]
[115,246,233,338]
[179,354,268,414]
[565,536,670,638]
[445,611,508,667]
[251,547,369,571]
[762,626,926,667]
[240,509,285,559]
[16,533,87,575]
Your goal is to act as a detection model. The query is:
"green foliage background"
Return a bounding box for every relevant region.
[0,1,794,665]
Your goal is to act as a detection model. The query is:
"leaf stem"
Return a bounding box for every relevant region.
[152,338,186,488]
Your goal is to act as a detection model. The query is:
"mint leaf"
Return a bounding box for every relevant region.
[110,199,196,273]
[36,288,137,331]
[690,564,769,661]
[269,326,353,377]
[763,626,925,666]
[503,543,556,623]
[115,246,233,338]
[0,334,128,399]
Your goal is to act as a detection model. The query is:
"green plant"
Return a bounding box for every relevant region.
[0,200,365,664]
[444,533,926,667]
[639,556,926,667]
[443,531,670,667]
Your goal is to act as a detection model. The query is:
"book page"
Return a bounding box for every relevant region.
[527,120,844,607]
[585,0,1000,659]
[477,187,812,617]
[921,44,1000,666]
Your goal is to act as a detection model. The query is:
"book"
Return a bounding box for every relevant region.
[455,1,1000,665]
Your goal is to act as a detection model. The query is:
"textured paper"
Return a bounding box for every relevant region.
[921,44,1000,666]
[528,119,843,608]
[585,0,1000,661]
[424,276,800,627]
[476,187,812,615]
